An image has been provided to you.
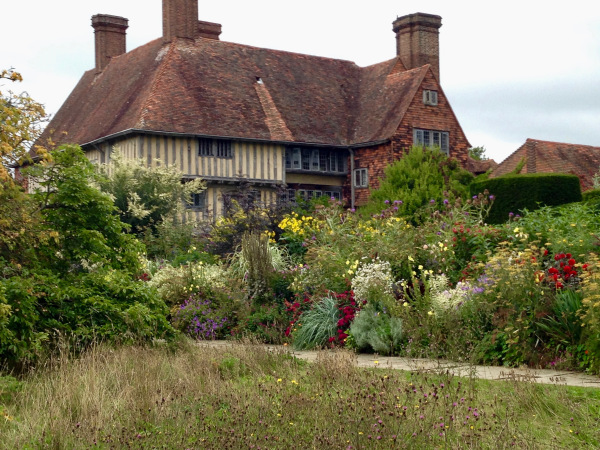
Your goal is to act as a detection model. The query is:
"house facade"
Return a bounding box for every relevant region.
[36,0,471,219]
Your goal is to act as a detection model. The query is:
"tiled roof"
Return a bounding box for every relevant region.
[491,138,600,191]
[466,157,498,175]
[40,36,427,148]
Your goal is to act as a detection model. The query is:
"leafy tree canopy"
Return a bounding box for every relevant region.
[0,69,48,182]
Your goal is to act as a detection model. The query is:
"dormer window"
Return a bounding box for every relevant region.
[423,90,438,106]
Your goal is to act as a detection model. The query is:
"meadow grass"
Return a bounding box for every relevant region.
[1,340,599,449]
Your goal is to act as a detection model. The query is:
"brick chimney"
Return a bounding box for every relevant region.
[163,0,199,42]
[198,20,222,40]
[392,13,442,81]
[91,14,128,73]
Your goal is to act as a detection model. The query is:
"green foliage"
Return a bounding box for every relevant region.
[468,146,487,161]
[26,145,143,274]
[235,304,289,344]
[0,181,40,266]
[349,305,403,355]
[537,289,584,353]
[97,150,205,236]
[470,174,583,224]
[582,188,600,203]
[0,69,48,181]
[1,146,175,368]
[292,295,340,350]
[366,146,473,222]
[516,202,600,256]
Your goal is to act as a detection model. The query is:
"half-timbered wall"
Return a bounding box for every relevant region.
[85,134,285,222]
[91,135,285,183]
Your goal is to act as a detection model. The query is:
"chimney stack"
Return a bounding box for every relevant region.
[198,20,222,40]
[92,14,128,73]
[392,13,442,81]
[163,0,199,42]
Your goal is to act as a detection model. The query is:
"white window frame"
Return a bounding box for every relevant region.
[423,90,438,106]
[414,129,449,155]
[354,168,368,188]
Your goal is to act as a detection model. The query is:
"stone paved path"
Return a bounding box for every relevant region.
[199,340,600,389]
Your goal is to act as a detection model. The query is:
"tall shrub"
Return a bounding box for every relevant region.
[366,146,473,221]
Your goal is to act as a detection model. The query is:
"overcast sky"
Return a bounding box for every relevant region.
[2,0,599,163]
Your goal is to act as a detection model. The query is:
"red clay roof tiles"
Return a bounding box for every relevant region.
[40,35,428,148]
[492,138,600,191]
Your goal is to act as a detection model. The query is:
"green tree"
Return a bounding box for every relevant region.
[97,151,205,236]
[468,146,487,161]
[25,145,143,273]
[366,146,473,221]
[0,69,48,182]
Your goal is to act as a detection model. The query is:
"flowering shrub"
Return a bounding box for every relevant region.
[429,274,473,311]
[148,261,230,306]
[172,293,229,340]
[543,252,587,290]
[351,258,394,302]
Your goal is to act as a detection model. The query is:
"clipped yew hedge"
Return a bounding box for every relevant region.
[470,174,582,224]
[582,188,600,203]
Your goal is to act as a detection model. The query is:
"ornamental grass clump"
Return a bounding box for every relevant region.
[292,295,339,350]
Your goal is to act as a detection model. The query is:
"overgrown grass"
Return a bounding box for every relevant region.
[1,341,599,449]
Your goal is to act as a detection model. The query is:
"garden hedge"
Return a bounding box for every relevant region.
[470,174,582,224]
[582,188,600,203]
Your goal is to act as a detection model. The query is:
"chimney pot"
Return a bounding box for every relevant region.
[92,14,128,72]
[198,20,222,40]
[392,12,442,81]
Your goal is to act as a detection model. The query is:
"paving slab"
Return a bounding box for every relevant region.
[198,340,600,389]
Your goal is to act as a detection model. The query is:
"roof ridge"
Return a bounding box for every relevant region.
[137,42,176,128]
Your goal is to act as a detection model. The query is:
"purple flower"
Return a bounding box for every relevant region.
[443,199,449,205]
[509,212,514,217]
[430,199,436,204]
[384,200,390,204]
[489,195,495,200]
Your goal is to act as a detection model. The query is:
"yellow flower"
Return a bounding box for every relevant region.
[291,379,298,384]
[428,311,434,316]
[408,256,414,262]
[277,378,282,382]
[418,265,423,270]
